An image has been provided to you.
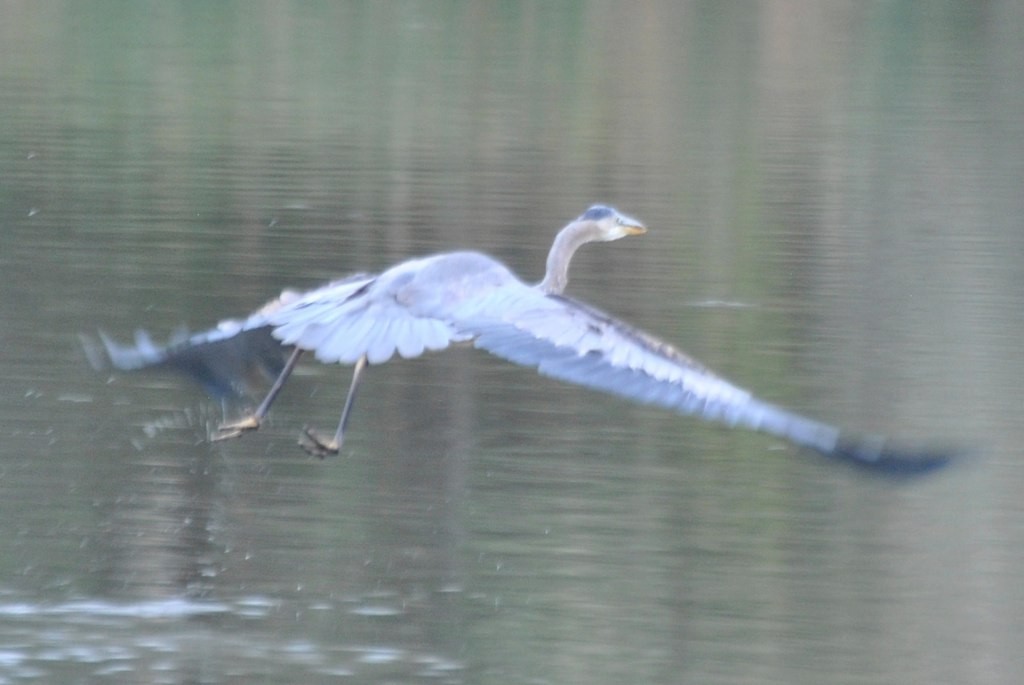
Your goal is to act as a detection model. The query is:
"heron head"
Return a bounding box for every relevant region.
[577,205,647,241]
[539,205,648,294]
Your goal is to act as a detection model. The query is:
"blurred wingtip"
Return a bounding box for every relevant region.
[827,434,968,478]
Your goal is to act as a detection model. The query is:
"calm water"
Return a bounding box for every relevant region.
[2,2,1023,683]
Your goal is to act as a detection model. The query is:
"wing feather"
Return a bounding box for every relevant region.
[454,285,951,474]
[391,318,420,359]
[82,325,290,399]
[322,312,376,363]
[366,317,399,364]
[252,262,469,365]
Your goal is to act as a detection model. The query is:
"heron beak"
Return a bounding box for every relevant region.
[614,210,647,236]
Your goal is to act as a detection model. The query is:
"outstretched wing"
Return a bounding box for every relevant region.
[81,284,326,399]
[445,283,952,474]
[82,324,289,399]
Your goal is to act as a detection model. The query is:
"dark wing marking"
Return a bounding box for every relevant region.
[82,325,289,400]
[457,289,952,474]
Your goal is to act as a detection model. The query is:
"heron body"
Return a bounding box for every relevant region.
[88,206,953,474]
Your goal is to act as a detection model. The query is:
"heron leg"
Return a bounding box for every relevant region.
[212,347,304,441]
[299,354,367,458]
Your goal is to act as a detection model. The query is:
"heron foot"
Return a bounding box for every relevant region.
[298,426,340,459]
[211,416,262,442]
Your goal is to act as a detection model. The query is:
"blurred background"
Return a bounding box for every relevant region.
[1,2,1022,683]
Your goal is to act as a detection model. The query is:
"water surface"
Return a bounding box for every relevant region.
[1,2,1022,683]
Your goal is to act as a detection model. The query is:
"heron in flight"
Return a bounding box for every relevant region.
[87,206,952,474]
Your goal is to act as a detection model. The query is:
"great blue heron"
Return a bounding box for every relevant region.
[87,205,953,474]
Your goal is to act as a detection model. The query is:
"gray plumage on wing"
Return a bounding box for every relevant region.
[80,286,312,399]
[88,206,956,474]
[82,324,287,400]
[83,277,375,398]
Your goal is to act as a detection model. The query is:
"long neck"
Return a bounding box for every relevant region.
[538,222,591,295]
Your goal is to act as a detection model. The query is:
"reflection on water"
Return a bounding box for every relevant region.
[2,2,1023,683]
